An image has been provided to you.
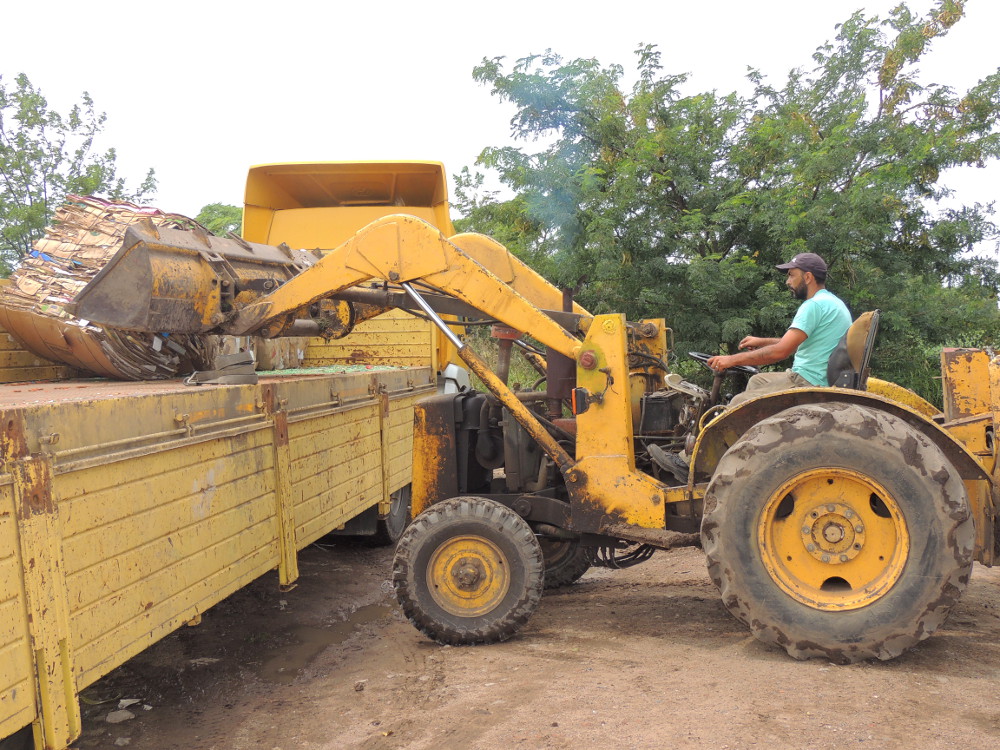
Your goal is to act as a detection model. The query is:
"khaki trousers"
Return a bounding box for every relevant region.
[727,369,811,408]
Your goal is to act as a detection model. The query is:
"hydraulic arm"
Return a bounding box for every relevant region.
[74,213,675,533]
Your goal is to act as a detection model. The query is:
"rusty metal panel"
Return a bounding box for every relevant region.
[302,309,435,367]
[0,478,35,743]
[941,348,991,421]
[964,479,996,566]
[11,453,81,749]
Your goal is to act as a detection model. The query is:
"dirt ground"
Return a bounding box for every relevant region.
[70,539,1000,750]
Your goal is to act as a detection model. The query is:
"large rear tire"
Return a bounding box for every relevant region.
[702,402,974,663]
[393,497,544,645]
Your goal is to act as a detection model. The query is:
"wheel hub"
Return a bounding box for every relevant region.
[800,502,866,563]
[758,469,909,610]
[426,535,511,617]
[453,558,486,589]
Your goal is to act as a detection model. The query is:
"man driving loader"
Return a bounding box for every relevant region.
[656,252,851,481]
[707,251,851,406]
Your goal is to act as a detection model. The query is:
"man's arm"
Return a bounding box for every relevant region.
[707,328,807,372]
[739,335,780,350]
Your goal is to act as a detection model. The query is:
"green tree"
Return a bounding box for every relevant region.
[0,73,156,273]
[196,203,242,236]
[457,0,1000,401]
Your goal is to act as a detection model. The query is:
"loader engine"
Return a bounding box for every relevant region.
[456,372,710,498]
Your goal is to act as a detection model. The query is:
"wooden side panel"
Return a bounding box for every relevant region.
[0,366,434,746]
[288,404,383,547]
[386,394,419,493]
[0,479,35,741]
[303,310,435,368]
[57,429,280,689]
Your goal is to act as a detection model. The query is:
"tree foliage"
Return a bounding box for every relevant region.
[455,0,1000,401]
[0,73,156,274]
[195,203,242,236]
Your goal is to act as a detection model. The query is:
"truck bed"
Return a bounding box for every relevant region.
[0,365,434,745]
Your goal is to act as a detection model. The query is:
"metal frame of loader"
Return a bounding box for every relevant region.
[73,212,996,664]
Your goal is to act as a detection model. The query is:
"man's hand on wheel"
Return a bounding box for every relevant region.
[707,354,737,372]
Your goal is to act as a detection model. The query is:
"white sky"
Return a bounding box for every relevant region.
[3,0,998,224]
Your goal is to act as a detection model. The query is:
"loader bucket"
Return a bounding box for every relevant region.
[73,219,318,333]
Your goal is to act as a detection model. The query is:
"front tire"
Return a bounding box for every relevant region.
[702,402,973,663]
[393,497,544,645]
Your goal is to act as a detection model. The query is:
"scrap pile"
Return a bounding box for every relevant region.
[0,196,217,380]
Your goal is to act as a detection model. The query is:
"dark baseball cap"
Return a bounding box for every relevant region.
[776,252,827,275]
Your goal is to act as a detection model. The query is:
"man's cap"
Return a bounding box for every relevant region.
[776,252,827,275]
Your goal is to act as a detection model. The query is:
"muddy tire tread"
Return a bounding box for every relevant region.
[393,496,544,645]
[702,402,974,663]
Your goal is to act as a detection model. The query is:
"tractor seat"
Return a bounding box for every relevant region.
[826,310,880,390]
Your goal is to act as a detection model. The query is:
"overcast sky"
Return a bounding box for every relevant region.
[3,0,998,225]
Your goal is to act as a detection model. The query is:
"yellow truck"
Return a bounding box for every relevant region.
[0,162,462,750]
[72,207,997,673]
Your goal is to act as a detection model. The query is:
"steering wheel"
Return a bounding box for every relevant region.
[688,351,759,376]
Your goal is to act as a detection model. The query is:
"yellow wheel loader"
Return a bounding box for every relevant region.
[74,212,996,663]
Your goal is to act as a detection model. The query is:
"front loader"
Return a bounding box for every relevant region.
[74,212,996,663]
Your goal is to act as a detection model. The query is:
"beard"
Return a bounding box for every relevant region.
[791,282,808,300]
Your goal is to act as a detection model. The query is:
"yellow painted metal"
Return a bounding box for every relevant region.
[426,535,511,617]
[866,377,939,417]
[945,414,993,457]
[629,319,669,424]
[988,353,1000,467]
[229,215,583,359]
[410,402,446,520]
[572,314,669,529]
[7,454,80,749]
[243,161,455,249]
[266,393,299,587]
[376,388,392,516]
[0,483,35,745]
[937,350,1000,564]
[448,233,589,316]
[302,309,436,368]
[243,161,458,372]
[941,348,992,421]
[965,478,996,566]
[0,366,434,748]
[758,468,909,610]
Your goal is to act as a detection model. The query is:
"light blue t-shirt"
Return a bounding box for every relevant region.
[789,289,852,386]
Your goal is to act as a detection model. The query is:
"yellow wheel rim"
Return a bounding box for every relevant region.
[758,469,910,611]
[427,535,511,617]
